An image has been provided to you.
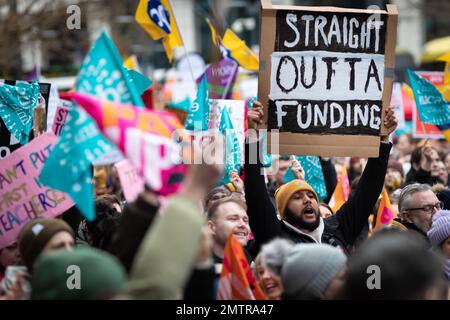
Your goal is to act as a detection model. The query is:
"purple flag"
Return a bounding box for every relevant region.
[197,58,238,99]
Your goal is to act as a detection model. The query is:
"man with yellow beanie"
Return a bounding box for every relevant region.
[245,101,398,256]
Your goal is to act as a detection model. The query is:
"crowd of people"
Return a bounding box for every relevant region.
[0,99,449,301]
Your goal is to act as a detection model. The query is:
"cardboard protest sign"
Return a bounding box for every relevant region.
[0,132,74,249]
[258,0,398,157]
[114,159,145,203]
[0,81,51,159]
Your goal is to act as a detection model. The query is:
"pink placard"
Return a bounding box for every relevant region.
[114,159,145,203]
[51,105,70,136]
[0,132,74,249]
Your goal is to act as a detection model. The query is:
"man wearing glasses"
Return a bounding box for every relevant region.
[398,183,444,245]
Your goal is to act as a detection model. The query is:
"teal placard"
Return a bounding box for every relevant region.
[219,107,241,185]
[185,75,209,131]
[40,107,115,221]
[0,82,40,145]
[76,31,144,107]
[284,156,327,201]
[407,69,450,126]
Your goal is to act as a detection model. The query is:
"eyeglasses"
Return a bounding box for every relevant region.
[403,202,444,214]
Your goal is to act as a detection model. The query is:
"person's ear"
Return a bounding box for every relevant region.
[402,211,412,223]
[207,220,216,236]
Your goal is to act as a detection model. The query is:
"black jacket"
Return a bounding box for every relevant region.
[399,220,431,247]
[244,141,392,256]
[405,167,447,186]
[108,195,159,273]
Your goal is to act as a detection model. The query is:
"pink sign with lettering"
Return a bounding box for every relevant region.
[114,159,145,203]
[51,105,70,136]
[0,132,74,249]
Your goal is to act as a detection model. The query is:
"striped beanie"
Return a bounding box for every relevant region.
[427,210,450,248]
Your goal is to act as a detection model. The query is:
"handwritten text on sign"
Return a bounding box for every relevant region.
[114,159,145,203]
[269,11,387,135]
[52,105,70,136]
[0,132,73,249]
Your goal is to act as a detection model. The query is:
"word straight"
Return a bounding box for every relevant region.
[276,10,387,54]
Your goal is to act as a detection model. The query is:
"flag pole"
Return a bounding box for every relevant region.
[167,0,197,86]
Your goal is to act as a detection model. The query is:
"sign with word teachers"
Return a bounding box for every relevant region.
[0,132,74,249]
[258,0,398,157]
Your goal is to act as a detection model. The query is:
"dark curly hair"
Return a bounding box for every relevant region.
[84,195,122,251]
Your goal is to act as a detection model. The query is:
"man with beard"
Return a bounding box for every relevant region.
[397,183,443,245]
[244,101,397,255]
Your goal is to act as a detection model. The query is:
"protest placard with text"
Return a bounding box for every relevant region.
[258,0,398,157]
[0,132,74,249]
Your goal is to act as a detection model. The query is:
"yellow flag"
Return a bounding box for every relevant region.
[135,0,183,62]
[135,0,167,40]
[437,52,450,100]
[438,52,450,83]
[222,29,259,72]
[124,55,141,72]
[206,18,219,47]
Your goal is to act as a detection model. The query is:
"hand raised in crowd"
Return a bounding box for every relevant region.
[193,226,213,269]
[229,169,244,193]
[0,272,25,300]
[248,101,264,131]
[420,144,439,172]
[381,105,398,142]
[291,158,305,181]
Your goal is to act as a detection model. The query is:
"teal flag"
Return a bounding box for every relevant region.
[0,82,40,145]
[76,31,144,107]
[247,95,272,167]
[40,106,115,221]
[407,69,450,125]
[260,132,273,168]
[127,68,153,94]
[284,156,327,201]
[169,97,191,113]
[185,75,209,131]
[219,107,241,185]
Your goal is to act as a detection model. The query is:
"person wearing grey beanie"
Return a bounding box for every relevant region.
[281,243,347,300]
[260,238,294,276]
[427,210,450,279]
[254,238,294,300]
